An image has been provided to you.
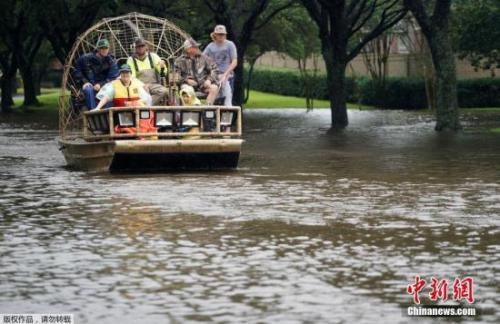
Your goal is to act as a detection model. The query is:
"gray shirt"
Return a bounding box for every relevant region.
[203,40,237,73]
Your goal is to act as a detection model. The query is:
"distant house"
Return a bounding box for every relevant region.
[254,20,499,79]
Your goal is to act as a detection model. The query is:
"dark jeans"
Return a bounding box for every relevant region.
[83,86,111,110]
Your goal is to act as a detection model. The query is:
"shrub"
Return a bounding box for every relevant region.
[358,77,427,109]
[247,68,358,102]
[247,68,500,109]
[457,78,500,107]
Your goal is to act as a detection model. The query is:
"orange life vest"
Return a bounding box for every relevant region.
[111,78,157,136]
[111,78,143,107]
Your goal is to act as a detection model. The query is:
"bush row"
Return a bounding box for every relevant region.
[247,68,500,108]
[247,68,358,103]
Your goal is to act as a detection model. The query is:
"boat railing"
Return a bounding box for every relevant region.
[82,106,242,141]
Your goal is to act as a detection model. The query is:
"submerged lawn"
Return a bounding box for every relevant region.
[245,90,373,109]
[7,88,500,113]
[11,89,368,111]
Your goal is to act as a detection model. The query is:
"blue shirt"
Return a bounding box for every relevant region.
[73,51,119,87]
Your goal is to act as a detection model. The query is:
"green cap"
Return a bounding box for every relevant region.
[96,39,110,48]
[119,64,132,73]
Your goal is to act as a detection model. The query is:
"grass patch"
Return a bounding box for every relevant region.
[244,90,370,109]
[13,91,60,112]
[15,88,60,96]
[245,90,330,108]
[460,107,500,113]
[10,88,499,114]
[10,89,371,110]
[491,128,500,133]
[9,90,60,126]
[251,64,325,74]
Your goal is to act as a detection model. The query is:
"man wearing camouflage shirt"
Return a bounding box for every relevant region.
[174,38,220,105]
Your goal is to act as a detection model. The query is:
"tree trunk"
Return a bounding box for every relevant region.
[322,40,349,129]
[0,66,17,112]
[244,58,258,104]
[427,28,460,130]
[313,9,350,129]
[20,66,40,107]
[328,60,348,128]
[1,72,16,113]
[233,55,245,106]
[405,0,460,131]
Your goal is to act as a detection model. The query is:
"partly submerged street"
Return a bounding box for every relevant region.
[1,109,499,323]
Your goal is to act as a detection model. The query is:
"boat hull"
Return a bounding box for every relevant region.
[58,138,243,172]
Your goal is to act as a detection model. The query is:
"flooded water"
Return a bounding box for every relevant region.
[1,109,499,323]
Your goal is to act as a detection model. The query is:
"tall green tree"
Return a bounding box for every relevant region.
[451,0,500,76]
[120,0,190,29]
[200,0,296,106]
[39,0,118,65]
[279,7,321,110]
[0,0,44,107]
[244,19,287,103]
[301,0,407,129]
[404,0,460,131]
[397,16,437,110]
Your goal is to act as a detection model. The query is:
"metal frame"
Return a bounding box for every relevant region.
[59,12,191,139]
[83,106,242,141]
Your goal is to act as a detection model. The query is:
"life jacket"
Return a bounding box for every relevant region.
[112,78,157,137]
[111,78,144,107]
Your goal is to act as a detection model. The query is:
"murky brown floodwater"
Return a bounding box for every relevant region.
[1,109,499,323]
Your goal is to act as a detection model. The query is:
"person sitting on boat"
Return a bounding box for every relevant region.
[179,84,201,106]
[203,25,237,107]
[73,39,119,110]
[94,64,151,110]
[126,38,168,105]
[174,38,220,105]
[94,64,156,136]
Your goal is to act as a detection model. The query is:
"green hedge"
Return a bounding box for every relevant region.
[247,68,500,109]
[248,68,359,102]
[358,77,427,109]
[457,78,500,108]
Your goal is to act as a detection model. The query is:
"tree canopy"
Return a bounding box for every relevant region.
[451,0,500,75]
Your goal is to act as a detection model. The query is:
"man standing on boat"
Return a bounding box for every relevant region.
[126,38,168,105]
[174,38,220,105]
[203,25,237,107]
[73,39,119,110]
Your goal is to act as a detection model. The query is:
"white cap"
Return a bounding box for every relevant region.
[213,25,227,34]
[183,38,200,50]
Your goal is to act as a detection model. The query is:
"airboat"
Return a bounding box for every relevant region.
[58,12,243,172]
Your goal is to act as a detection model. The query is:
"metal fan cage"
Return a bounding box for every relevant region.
[59,12,190,138]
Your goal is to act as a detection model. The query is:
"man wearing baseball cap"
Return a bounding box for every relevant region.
[174,38,220,105]
[73,38,119,109]
[94,64,156,135]
[94,64,151,110]
[126,38,168,105]
[203,25,237,106]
